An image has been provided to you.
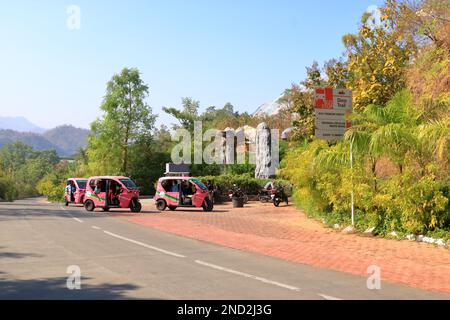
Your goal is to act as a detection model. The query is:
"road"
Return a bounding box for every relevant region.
[0,198,448,299]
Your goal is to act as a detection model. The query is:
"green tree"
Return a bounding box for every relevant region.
[323,58,349,88]
[279,0,450,237]
[344,90,418,193]
[343,1,416,110]
[88,67,156,175]
[0,142,60,200]
[281,61,325,139]
[388,0,450,50]
[163,97,200,132]
[127,125,174,194]
[0,142,34,176]
[37,160,75,202]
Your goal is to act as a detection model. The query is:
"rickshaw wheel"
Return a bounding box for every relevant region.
[168,206,177,211]
[130,199,142,213]
[102,207,110,212]
[84,200,95,212]
[202,198,213,212]
[65,200,69,206]
[156,199,167,211]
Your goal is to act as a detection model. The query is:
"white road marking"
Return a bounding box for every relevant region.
[103,230,186,258]
[64,213,83,223]
[57,203,338,299]
[60,205,84,223]
[71,216,83,223]
[318,293,342,300]
[195,260,301,292]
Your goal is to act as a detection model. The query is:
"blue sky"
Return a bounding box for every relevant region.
[0,0,383,129]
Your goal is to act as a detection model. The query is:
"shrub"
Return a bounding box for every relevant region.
[37,173,66,202]
[280,146,449,237]
[0,176,18,202]
[279,111,450,237]
[196,173,292,196]
[376,173,449,234]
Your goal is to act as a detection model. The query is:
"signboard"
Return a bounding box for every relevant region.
[165,163,190,175]
[315,88,355,226]
[332,88,352,110]
[315,118,347,130]
[315,129,346,141]
[314,109,346,118]
[314,88,352,110]
[314,87,333,109]
[315,109,352,131]
[314,87,352,141]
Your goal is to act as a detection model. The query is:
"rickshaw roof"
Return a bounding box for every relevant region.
[88,176,131,180]
[68,177,88,181]
[159,176,196,180]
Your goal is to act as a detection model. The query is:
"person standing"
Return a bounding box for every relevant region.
[206,180,215,203]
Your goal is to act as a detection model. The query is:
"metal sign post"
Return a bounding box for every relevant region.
[350,139,354,226]
[314,87,354,226]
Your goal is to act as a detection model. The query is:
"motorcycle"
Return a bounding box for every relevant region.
[272,185,288,207]
[258,188,272,203]
[228,184,248,204]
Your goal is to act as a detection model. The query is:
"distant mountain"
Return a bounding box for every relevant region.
[0,116,46,133]
[0,125,90,157]
[43,125,90,156]
[0,130,63,153]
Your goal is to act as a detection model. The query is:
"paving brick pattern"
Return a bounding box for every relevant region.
[116,202,450,295]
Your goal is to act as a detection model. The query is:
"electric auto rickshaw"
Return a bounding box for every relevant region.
[154,176,213,212]
[64,178,88,206]
[83,176,142,213]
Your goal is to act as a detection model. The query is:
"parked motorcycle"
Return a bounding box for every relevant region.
[258,189,272,203]
[228,184,248,204]
[272,185,288,207]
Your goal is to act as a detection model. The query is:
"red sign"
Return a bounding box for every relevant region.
[314,87,352,110]
[314,87,333,109]
[314,87,352,141]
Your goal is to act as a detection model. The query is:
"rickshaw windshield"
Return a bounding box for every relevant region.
[189,178,207,190]
[76,180,87,189]
[120,179,137,190]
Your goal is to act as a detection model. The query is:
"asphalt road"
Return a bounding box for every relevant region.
[0,198,448,300]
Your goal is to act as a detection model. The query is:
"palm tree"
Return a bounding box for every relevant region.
[414,117,449,175]
[316,90,447,189]
[345,90,417,177]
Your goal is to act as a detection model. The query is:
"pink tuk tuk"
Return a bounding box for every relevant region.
[83,176,142,213]
[64,178,88,206]
[154,176,213,212]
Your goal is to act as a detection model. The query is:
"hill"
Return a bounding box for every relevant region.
[43,125,90,156]
[0,116,46,133]
[0,125,90,157]
[0,130,62,153]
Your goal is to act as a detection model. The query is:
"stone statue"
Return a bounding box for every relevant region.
[255,122,276,179]
[223,127,235,164]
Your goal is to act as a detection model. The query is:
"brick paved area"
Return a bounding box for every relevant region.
[115,201,450,295]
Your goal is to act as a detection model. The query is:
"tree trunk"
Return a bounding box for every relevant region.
[371,158,377,192]
[121,83,133,175]
[121,139,128,174]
